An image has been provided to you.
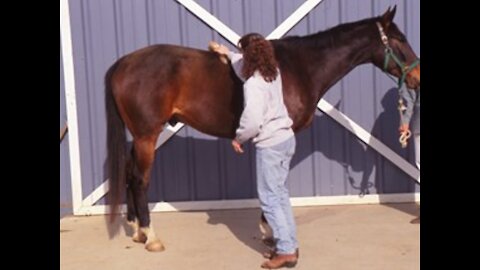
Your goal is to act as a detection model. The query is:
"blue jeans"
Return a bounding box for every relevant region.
[256,136,297,254]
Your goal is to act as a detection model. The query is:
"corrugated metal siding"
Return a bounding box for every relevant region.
[62,0,420,205]
[60,43,72,217]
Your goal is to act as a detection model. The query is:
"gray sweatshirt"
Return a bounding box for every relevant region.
[228,52,294,148]
[400,88,420,135]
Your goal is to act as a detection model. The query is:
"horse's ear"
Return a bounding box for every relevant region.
[381,5,397,29]
[390,5,397,19]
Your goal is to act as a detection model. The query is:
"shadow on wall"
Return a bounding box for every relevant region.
[370,88,417,196]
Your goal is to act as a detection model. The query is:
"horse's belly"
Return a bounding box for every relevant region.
[175,110,238,139]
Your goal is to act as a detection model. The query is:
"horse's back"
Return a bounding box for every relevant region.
[111,44,234,95]
[108,44,243,139]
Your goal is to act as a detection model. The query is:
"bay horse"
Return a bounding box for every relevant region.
[105,6,420,252]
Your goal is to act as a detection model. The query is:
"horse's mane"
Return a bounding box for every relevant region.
[276,17,380,49]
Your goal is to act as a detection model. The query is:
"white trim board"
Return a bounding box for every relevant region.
[177,0,241,44]
[267,0,324,39]
[75,193,420,216]
[60,0,83,215]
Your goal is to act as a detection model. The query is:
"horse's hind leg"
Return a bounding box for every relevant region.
[123,149,151,243]
[259,212,274,247]
[125,155,147,243]
[129,136,165,252]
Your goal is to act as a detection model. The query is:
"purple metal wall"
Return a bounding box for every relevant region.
[60,43,72,217]
[60,0,420,207]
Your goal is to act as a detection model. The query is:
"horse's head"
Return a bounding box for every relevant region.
[372,6,420,90]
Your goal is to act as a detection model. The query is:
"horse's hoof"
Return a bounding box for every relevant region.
[145,241,165,252]
[132,232,147,243]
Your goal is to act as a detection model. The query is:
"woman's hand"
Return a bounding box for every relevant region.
[398,123,410,134]
[208,41,230,55]
[231,139,244,154]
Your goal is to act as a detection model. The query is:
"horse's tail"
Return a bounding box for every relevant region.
[105,59,126,223]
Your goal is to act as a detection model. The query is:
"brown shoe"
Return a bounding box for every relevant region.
[261,253,298,269]
[263,248,299,260]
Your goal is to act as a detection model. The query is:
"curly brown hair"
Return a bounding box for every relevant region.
[238,33,279,82]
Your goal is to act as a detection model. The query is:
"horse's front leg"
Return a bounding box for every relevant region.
[130,138,165,252]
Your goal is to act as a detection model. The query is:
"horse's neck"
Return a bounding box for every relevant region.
[290,26,377,101]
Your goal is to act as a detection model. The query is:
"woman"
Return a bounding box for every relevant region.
[210,33,298,269]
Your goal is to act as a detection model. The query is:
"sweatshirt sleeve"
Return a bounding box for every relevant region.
[227,52,245,81]
[235,79,264,144]
[400,88,417,126]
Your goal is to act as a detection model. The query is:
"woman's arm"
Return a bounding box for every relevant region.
[209,41,245,81]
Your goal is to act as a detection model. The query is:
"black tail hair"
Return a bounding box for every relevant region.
[105,59,126,223]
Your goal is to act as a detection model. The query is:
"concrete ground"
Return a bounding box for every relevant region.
[60,203,419,270]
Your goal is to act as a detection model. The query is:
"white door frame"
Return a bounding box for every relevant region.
[60,0,419,216]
